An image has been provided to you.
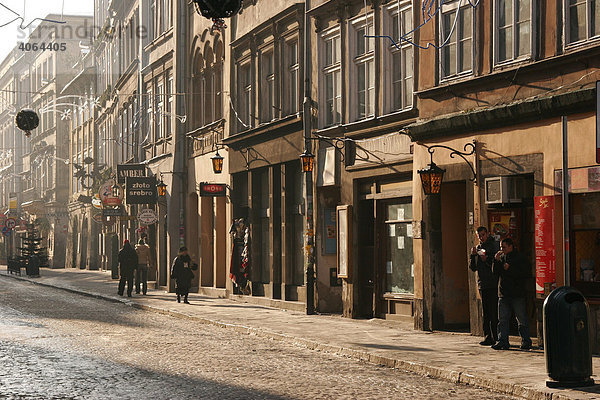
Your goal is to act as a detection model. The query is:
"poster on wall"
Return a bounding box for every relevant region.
[488,209,521,245]
[534,196,556,295]
[336,205,352,278]
[323,208,336,254]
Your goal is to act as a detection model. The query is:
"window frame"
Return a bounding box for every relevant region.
[349,13,376,122]
[384,1,415,114]
[237,60,253,131]
[259,49,275,123]
[283,37,300,116]
[564,0,600,46]
[438,0,476,81]
[493,0,535,66]
[319,26,343,129]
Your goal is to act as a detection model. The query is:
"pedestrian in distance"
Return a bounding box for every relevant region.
[492,237,533,350]
[469,226,500,346]
[118,240,138,297]
[135,238,151,295]
[170,246,197,304]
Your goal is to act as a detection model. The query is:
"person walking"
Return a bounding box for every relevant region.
[170,246,195,304]
[469,226,499,346]
[135,238,151,295]
[118,240,138,297]
[492,237,533,350]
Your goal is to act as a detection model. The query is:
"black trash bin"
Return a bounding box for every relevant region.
[543,286,595,388]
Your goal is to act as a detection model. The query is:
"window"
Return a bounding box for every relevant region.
[440,1,474,79]
[146,86,153,143]
[204,69,214,125]
[260,51,275,123]
[321,29,342,127]
[167,74,173,136]
[384,201,414,294]
[387,4,414,111]
[150,0,156,40]
[495,0,532,63]
[352,17,375,120]
[284,40,299,115]
[156,81,164,139]
[566,0,600,44]
[238,62,252,130]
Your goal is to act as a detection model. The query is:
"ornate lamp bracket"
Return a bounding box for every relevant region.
[424,141,477,183]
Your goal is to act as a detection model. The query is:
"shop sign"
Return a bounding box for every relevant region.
[199,182,226,197]
[92,213,104,224]
[534,196,556,295]
[117,164,146,184]
[99,179,123,206]
[554,166,600,193]
[5,217,16,229]
[102,208,123,217]
[126,177,157,204]
[137,208,158,225]
[92,195,103,209]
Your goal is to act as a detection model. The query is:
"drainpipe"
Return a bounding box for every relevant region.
[303,0,315,315]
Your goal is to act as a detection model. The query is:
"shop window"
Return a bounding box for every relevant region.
[570,192,600,297]
[384,201,414,294]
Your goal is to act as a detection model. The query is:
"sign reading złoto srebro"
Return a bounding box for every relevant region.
[126,177,157,204]
[117,164,146,184]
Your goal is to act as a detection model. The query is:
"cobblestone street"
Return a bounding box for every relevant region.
[0,279,520,400]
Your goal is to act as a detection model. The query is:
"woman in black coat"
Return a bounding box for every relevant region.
[170,246,196,304]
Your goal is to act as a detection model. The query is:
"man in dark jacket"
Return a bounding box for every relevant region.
[492,237,532,350]
[469,226,499,345]
[118,240,138,297]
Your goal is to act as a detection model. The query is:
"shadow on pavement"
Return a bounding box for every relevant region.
[352,343,434,352]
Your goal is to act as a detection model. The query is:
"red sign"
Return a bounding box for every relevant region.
[199,183,227,197]
[534,196,556,295]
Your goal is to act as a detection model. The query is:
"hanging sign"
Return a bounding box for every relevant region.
[117,164,146,184]
[92,213,104,224]
[102,208,123,217]
[125,177,157,204]
[535,196,556,295]
[5,217,16,229]
[92,195,103,209]
[199,183,227,197]
[137,208,158,225]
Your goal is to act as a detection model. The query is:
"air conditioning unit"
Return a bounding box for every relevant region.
[484,176,523,204]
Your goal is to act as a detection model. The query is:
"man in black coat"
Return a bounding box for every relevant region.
[469,226,499,345]
[492,237,532,350]
[118,240,138,297]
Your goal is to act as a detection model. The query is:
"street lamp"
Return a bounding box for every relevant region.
[211,150,224,174]
[157,179,167,197]
[418,162,446,195]
[417,141,477,196]
[299,150,315,173]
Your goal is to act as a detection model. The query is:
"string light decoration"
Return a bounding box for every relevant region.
[192,0,243,32]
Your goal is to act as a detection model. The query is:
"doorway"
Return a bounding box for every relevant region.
[440,181,470,330]
[356,199,374,318]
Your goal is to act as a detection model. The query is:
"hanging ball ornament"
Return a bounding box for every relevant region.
[193,0,243,19]
[193,0,243,31]
[15,109,39,137]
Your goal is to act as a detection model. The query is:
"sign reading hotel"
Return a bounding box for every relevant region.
[126,177,157,204]
[534,195,556,295]
[117,164,146,184]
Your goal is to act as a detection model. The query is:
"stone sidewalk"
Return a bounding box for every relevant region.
[1,267,598,400]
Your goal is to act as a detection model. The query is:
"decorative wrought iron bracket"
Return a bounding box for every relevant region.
[424,141,477,183]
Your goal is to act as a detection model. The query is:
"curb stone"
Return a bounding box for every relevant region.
[0,272,581,400]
